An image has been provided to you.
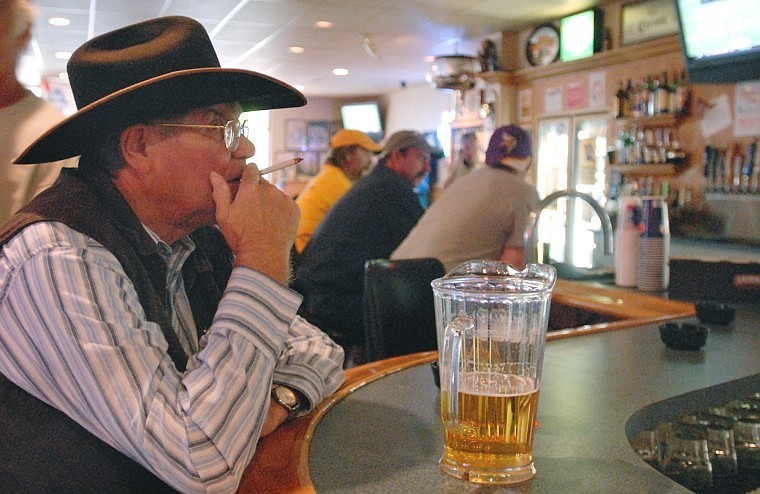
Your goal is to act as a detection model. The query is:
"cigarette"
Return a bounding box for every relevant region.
[258,157,303,175]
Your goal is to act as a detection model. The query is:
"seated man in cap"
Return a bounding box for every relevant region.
[294,129,381,253]
[292,131,431,366]
[392,124,539,272]
[0,16,344,493]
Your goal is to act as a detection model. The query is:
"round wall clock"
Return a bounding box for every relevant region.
[526,24,560,67]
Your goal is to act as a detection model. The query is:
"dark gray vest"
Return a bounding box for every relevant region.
[0,167,233,492]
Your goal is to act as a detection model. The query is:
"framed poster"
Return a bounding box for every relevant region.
[518,89,532,123]
[285,119,308,151]
[328,119,343,137]
[296,152,320,177]
[273,151,299,183]
[307,121,330,151]
[621,0,678,46]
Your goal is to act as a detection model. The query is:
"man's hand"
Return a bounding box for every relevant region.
[210,165,299,283]
[260,399,289,438]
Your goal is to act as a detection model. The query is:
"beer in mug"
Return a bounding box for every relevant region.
[441,373,540,476]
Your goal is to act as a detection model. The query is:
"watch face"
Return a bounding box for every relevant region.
[274,385,298,410]
[526,24,560,67]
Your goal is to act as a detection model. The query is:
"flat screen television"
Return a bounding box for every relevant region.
[674,0,760,83]
[559,8,603,62]
[339,101,383,141]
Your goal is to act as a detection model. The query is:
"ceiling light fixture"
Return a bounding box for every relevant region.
[48,17,70,27]
[426,54,479,91]
[315,20,332,28]
[362,36,379,58]
[288,46,305,54]
[332,68,349,76]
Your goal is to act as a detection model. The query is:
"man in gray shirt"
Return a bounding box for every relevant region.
[392,124,539,272]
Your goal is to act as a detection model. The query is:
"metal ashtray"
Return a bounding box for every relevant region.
[695,301,736,325]
[659,322,708,351]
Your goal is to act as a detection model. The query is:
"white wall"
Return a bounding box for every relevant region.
[266,85,453,167]
[383,83,453,136]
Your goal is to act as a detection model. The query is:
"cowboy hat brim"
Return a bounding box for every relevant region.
[15,67,306,164]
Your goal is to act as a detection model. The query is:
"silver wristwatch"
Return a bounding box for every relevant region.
[271,385,301,420]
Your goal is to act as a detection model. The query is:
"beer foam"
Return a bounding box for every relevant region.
[458,372,538,397]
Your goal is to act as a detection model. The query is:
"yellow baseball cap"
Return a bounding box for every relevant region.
[330,129,382,153]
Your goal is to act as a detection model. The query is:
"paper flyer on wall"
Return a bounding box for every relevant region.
[734,81,760,137]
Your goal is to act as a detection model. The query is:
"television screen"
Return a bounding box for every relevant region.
[340,102,383,140]
[675,0,760,83]
[559,8,603,62]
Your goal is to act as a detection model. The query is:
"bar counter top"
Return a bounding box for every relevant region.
[237,282,759,493]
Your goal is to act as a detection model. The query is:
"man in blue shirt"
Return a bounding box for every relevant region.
[292,131,432,366]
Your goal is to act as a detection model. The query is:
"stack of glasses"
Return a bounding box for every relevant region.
[637,197,670,292]
[630,394,760,493]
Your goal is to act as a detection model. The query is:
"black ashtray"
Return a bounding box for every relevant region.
[659,322,708,351]
[695,301,736,325]
[431,361,440,388]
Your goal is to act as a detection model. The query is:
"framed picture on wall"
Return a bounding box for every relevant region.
[518,89,532,123]
[285,119,308,151]
[273,151,299,183]
[328,119,343,137]
[297,152,320,177]
[307,121,330,151]
[621,0,679,46]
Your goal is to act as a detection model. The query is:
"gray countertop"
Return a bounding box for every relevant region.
[308,303,760,493]
[671,237,760,264]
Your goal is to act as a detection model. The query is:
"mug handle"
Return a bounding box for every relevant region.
[442,315,473,424]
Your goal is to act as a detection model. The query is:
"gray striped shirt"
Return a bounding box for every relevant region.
[0,221,345,493]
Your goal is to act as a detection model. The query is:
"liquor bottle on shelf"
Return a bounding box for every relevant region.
[631,78,643,118]
[658,72,670,114]
[669,71,681,114]
[645,74,656,116]
[674,70,690,116]
[615,81,628,119]
[741,141,756,192]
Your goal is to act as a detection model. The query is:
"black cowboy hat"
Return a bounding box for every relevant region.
[16,16,305,164]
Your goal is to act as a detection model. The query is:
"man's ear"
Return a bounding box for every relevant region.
[120,125,152,172]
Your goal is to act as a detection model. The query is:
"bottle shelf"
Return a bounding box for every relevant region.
[615,112,686,127]
[612,164,677,175]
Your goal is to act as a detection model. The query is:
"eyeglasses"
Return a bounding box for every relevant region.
[153,119,248,151]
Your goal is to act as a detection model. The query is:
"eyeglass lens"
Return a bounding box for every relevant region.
[225,120,249,151]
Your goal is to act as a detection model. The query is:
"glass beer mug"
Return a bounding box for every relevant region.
[431,261,556,485]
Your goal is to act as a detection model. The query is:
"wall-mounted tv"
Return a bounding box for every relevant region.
[674,0,760,84]
[559,8,603,62]
[339,101,383,141]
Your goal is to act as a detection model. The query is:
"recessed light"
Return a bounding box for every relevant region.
[332,68,348,76]
[293,84,305,92]
[54,51,72,60]
[48,17,70,27]
[288,46,305,54]
[315,21,332,28]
